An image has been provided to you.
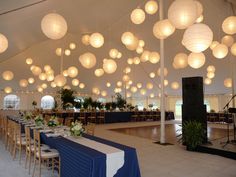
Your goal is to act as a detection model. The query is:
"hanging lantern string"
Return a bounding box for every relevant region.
[0,0,49,16]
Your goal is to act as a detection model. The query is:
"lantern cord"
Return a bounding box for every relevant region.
[0,0,49,16]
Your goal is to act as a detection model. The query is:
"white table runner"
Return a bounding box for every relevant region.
[66,136,124,177]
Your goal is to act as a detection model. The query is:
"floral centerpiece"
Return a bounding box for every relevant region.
[32,101,37,109]
[47,116,59,127]
[34,115,44,126]
[23,112,32,120]
[70,121,84,137]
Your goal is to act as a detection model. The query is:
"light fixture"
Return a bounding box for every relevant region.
[171,82,180,90]
[164,80,169,86]
[126,37,139,51]
[72,79,79,86]
[37,86,43,93]
[127,58,134,65]
[131,86,138,93]
[210,41,219,50]
[188,52,205,69]
[196,15,204,23]
[101,91,107,97]
[221,35,234,47]
[117,52,122,59]
[0,33,8,53]
[81,34,90,46]
[149,52,160,64]
[136,47,144,54]
[133,57,140,65]
[140,89,147,95]
[146,82,154,90]
[182,23,213,53]
[64,49,71,56]
[231,43,236,56]
[39,73,47,80]
[94,68,104,77]
[121,32,135,46]
[109,48,119,59]
[55,48,62,56]
[26,58,33,65]
[122,75,130,82]
[51,82,57,88]
[150,93,155,98]
[141,50,150,62]
[28,77,35,84]
[41,83,48,89]
[117,81,122,87]
[67,66,78,78]
[137,83,142,89]
[207,72,215,79]
[138,40,145,47]
[145,0,158,15]
[106,82,111,87]
[19,79,28,88]
[149,72,156,78]
[222,16,236,35]
[168,0,198,29]
[103,59,117,74]
[47,74,54,81]
[4,87,12,94]
[153,19,175,39]
[89,33,104,48]
[204,78,212,85]
[41,13,67,40]
[32,66,42,76]
[124,67,131,74]
[173,53,188,69]
[54,74,67,87]
[130,8,145,25]
[69,43,76,50]
[44,65,51,72]
[79,83,85,89]
[64,85,71,90]
[224,78,232,88]
[207,65,216,73]
[212,44,228,59]
[79,52,97,69]
[2,71,14,81]
[63,70,68,77]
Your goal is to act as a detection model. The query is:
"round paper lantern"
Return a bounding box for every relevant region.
[94,68,104,77]
[130,8,145,24]
[124,67,131,74]
[210,41,219,50]
[188,52,205,69]
[41,13,67,40]
[195,1,203,17]
[82,34,90,45]
[133,57,140,65]
[44,65,51,72]
[106,82,111,87]
[37,87,43,93]
[117,52,122,59]
[63,70,68,77]
[173,53,188,69]
[153,19,175,39]
[182,23,213,53]
[168,0,198,29]
[90,33,104,48]
[141,50,150,62]
[64,85,71,90]
[69,43,76,50]
[164,80,169,86]
[47,74,54,81]
[55,48,62,56]
[2,71,14,81]
[127,58,133,65]
[221,35,234,47]
[32,66,42,76]
[54,74,67,87]
[79,83,85,89]
[101,91,107,97]
[92,87,100,95]
[128,80,133,85]
[157,67,168,76]
[149,52,160,64]
[146,82,153,90]
[30,65,35,71]
[64,49,71,56]
[122,75,130,82]
[131,86,138,93]
[145,0,158,15]
[19,79,28,87]
[136,47,144,54]
[103,59,117,74]
[39,73,47,80]
[149,72,156,78]
[114,88,122,93]
[67,66,78,78]
[204,78,212,85]
[26,58,33,65]
[207,65,216,73]
[109,48,119,58]
[28,77,35,84]
[222,16,236,35]
[171,82,180,90]
[117,81,122,87]
[72,79,79,86]
[4,87,12,94]
[212,44,228,59]
[79,52,97,69]
[126,37,139,51]
[137,83,142,88]
[121,32,135,45]
[126,92,132,98]
[0,33,8,53]
[138,40,145,47]
[207,72,215,79]
[41,83,48,89]
[150,93,155,98]
[231,43,236,56]
[224,78,232,88]
[140,89,147,95]
[196,15,204,23]
[51,82,57,88]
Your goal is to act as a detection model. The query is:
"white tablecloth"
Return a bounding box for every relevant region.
[66,136,124,177]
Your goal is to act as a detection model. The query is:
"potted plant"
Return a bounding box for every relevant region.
[182,120,205,151]
[58,89,76,110]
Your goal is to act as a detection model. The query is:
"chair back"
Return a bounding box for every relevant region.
[33,129,41,160]
[25,126,31,151]
[86,123,95,136]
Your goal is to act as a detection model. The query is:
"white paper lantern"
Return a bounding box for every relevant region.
[37,87,43,93]
[79,83,85,89]
[124,67,131,74]
[72,79,79,86]
[54,74,67,87]
[207,72,215,79]
[82,35,90,46]
[140,89,147,95]
[28,77,35,84]
[137,83,142,88]
[101,91,107,97]
[149,52,160,64]
[146,82,154,90]
[94,68,104,77]
[121,32,135,45]
[64,85,71,90]
[19,79,28,87]
[212,44,228,59]
[222,16,236,35]
[90,33,104,48]
[145,0,158,15]
[2,71,14,81]
[44,65,51,72]
[41,83,48,89]
[117,52,122,59]
[149,72,156,78]
[64,49,71,56]
[117,81,122,87]
[133,57,140,65]
[136,47,144,54]
[128,80,133,85]
[173,53,188,69]
[4,87,12,93]
[195,15,204,23]
[46,74,54,82]
[41,13,67,40]
[164,80,169,86]
[122,75,130,82]
[39,73,47,81]
[130,8,145,25]
[0,34,8,53]
[127,58,134,65]
[210,41,219,50]
[131,86,138,93]
[126,37,139,51]
[92,87,100,95]
[138,40,145,47]
[26,58,33,65]
[79,52,97,69]
[157,67,168,76]
[182,23,213,53]
[231,43,236,56]
[69,43,76,50]
[221,35,234,47]
[109,49,119,58]
[168,0,198,29]
[141,50,150,62]
[188,52,205,69]
[207,65,216,73]
[51,82,57,88]
[153,19,175,39]
[126,92,132,98]
[150,93,155,98]
[103,59,117,74]
[67,66,78,78]
[63,70,68,77]
[204,78,212,85]
[224,78,232,88]
[55,48,62,56]
[32,66,42,76]
[171,82,180,90]
[106,82,111,87]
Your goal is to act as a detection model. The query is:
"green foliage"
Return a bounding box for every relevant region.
[83,97,93,109]
[115,93,126,108]
[182,120,205,150]
[58,89,76,109]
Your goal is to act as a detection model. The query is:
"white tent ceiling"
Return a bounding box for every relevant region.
[0,0,235,97]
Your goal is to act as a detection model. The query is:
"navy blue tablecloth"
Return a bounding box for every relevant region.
[41,133,141,177]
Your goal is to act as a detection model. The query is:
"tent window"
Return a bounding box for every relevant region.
[41,95,55,109]
[4,95,20,109]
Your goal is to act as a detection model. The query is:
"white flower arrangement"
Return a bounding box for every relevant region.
[70,121,85,137]
[47,116,59,127]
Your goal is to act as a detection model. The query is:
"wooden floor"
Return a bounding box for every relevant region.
[111,123,234,144]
